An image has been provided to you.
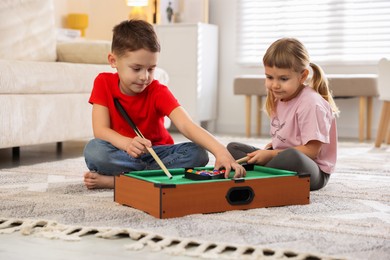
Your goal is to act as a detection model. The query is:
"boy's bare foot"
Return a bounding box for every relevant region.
[84,171,114,189]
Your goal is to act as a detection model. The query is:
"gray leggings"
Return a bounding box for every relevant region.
[227,142,330,191]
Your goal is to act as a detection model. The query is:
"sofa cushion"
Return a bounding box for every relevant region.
[57,40,111,64]
[0,0,57,62]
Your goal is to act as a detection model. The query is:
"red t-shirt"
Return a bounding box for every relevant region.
[89,72,180,145]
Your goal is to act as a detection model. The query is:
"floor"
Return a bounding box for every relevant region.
[0,140,88,169]
[0,138,194,260]
[0,232,193,260]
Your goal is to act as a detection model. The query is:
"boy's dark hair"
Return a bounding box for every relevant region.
[111,20,160,56]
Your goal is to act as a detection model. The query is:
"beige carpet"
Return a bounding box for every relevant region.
[0,136,389,259]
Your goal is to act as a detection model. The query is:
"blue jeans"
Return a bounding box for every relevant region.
[84,138,209,176]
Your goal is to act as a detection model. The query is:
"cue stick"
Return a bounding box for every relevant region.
[114,98,173,179]
[236,156,249,164]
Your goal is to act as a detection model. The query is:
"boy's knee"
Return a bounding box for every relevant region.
[84,139,111,166]
[84,139,102,158]
[196,147,209,166]
[84,140,97,160]
[186,143,209,166]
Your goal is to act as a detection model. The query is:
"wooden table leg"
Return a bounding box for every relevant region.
[375,101,390,147]
[359,97,367,142]
[256,96,262,137]
[245,95,252,137]
[386,123,390,144]
[366,97,373,140]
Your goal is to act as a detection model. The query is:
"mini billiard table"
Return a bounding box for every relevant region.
[114,165,310,219]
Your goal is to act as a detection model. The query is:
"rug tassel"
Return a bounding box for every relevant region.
[200,243,230,259]
[147,236,172,251]
[96,228,129,239]
[124,233,156,250]
[70,227,101,237]
[184,241,218,257]
[0,219,24,234]
[164,238,195,256]
[0,219,58,236]
[37,225,83,241]
[125,228,147,240]
[229,245,256,259]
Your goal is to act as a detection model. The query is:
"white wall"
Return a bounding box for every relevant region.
[53,0,67,27]
[53,0,132,40]
[53,0,382,140]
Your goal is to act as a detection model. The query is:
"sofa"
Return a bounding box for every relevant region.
[0,0,168,153]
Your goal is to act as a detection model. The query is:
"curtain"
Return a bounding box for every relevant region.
[237,0,390,66]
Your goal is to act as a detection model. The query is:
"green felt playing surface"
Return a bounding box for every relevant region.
[124,165,298,185]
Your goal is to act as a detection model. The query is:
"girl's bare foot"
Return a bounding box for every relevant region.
[84,171,114,189]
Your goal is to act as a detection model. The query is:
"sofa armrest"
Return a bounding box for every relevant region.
[56,40,111,64]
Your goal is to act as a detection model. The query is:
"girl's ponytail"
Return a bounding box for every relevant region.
[310,63,340,116]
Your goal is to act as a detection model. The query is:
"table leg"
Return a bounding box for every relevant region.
[245,95,252,137]
[387,127,390,144]
[375,101,390,147]
[359,97,367,142]
[256,96,262,137]
[366,97,373,140]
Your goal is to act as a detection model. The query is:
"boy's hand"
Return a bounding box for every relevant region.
[214,152,246,179]
[229,162,246,179]
[125,136,152,158]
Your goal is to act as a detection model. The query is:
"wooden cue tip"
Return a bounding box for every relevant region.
[236,156,249,164]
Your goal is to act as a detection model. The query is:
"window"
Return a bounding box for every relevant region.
[237,0,390,66]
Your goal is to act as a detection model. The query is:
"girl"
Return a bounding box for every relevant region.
[228,38,339,191]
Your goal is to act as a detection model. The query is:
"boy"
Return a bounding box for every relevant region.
[83,20,245,189]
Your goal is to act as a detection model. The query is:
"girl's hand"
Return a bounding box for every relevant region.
[246,149,276,165]
[264,142,273,150]
[125,136,152,158]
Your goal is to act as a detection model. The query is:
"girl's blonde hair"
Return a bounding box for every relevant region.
[262,38,339,117]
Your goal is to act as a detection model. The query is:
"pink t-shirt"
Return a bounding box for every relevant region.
[270,86,337,173]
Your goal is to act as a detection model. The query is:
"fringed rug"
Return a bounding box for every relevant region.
[0,218,338,259]
[0,136,389,259]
